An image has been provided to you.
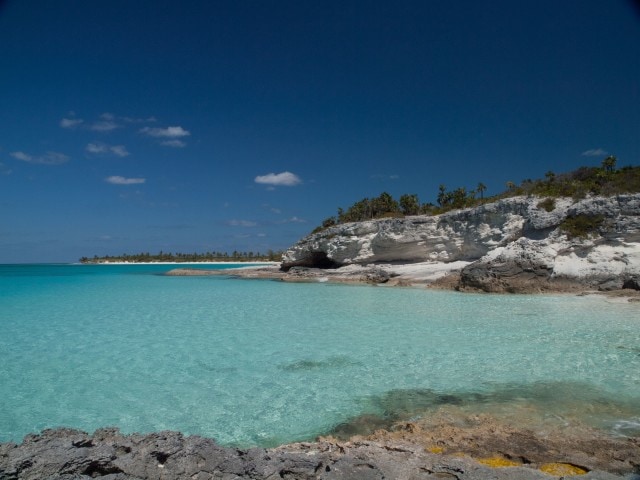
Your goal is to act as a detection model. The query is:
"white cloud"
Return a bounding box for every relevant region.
[227,219,258,227]
[160,139,186,148]
[278,216,306,224]
[105,175,146,185]
[60,117,84,129]
[254,171,302,187]
[10,151,69,165]
[62,112,158,131]
[581,148,608,157]
[89,120,119,132]
[110,145,130,157]
[85,143,131,157]
[371,174,400,180]
[10,151,31,161]
[122,116,157,123]
[86,143,108,154]
[140,126,190,138]
[86,143,130,157]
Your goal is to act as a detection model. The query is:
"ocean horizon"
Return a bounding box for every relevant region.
[1,263,639,447]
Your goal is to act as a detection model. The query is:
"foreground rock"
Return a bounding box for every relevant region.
[281,194,640,293]
[1,425,637,479]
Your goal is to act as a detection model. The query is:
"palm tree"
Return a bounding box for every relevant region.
[476,182,487,199]
[451,187,467,208]
[437,184,447,207]
[602,155,617,173]
[399,194,420,215]
[505,181,516,191]
[373,192,399,216]
[545,171,555,183]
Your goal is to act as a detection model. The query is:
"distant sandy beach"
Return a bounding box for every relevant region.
[86,261,281,266]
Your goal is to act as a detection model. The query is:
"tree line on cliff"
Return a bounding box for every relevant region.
[313,156,639,234]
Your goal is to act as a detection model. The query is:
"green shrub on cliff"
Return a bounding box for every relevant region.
[559,214,605,239]
[537,198,556,212]
[310,157,639,233]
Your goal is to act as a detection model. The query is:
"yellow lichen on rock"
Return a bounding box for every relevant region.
[477,456,521,467]
[426,446,444,454]
[539,463,588,476]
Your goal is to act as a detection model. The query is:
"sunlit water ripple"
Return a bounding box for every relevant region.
[1,264,639,447]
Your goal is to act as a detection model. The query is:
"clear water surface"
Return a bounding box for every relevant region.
[1,263,639,447]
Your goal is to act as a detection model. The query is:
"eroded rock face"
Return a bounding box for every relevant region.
[282,195,640,291]
[283,198,531,267]
[280,251,340,271]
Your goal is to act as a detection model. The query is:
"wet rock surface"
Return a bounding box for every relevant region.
[1,425,637,479]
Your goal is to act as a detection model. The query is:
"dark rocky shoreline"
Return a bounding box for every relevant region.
[2,420,639,480]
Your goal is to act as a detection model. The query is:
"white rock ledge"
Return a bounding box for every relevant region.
[281,194,640,293]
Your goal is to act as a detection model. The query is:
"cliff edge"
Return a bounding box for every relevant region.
[281,194,640,293]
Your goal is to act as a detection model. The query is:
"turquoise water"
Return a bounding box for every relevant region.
[1,264,639,446]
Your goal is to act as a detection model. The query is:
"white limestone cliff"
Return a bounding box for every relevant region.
[282,194,640,292]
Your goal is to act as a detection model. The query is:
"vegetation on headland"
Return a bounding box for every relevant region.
[312,155,640,234]
[559,214,606,239]
[79,250,283,264]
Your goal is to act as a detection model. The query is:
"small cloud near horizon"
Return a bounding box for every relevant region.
[140,126,190,138]
[60,117,84,129]
[86,143,130,157]
[581,148,608,157]
[122,116,157,123]
[254,171,302,187]
[279,216,306,224]
[89,120,119,132]
[10,151,69,165]
[105,175,146,185]
[371,174,400,180]
[226,219,258,227]
[145,224,195,230]
[160,139,186,148]
[61,113,157,130]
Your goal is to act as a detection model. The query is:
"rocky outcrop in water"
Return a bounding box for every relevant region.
[282,194,640,292]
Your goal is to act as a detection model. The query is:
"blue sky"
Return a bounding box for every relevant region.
[1,1,638,263]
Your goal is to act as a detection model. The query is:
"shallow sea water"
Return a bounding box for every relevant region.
[1,264,639,447]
